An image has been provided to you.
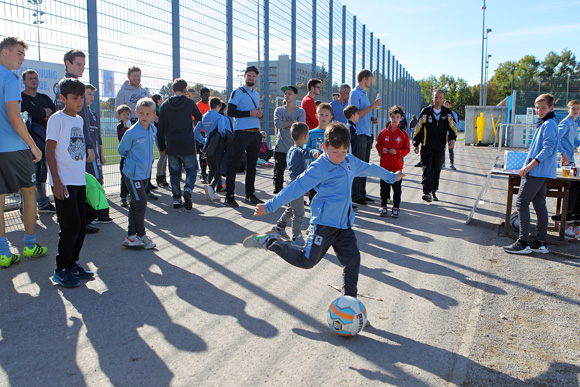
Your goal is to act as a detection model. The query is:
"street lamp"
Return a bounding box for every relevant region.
[28,0,44,61]
[483,28,492,106]
[479,0,486,106]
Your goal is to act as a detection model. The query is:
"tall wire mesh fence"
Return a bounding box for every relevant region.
[1,0,421,203]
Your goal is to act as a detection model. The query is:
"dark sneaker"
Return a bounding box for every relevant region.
[86,224,100,234]
[149,181,158,190]
[352,203,358,210]
[551,213,576,223]
[422,193,432,203]
[120,198,128,207]
[173,200,184,208]
[379,207,388,217]
[503,240,532,255]
[353,199,367,205]
[271,226,290,240]
[242,232,277,249]
[449,164,457,171]
[91,217,112,224]
[244,195,264,204]
[392,207,400,218]
[442,163,446,169]
[432,192,439,201]
[70,263,94,279]
[530,240,549,254]
[363,197,375,203]
[415,162,422,167]
[147,192,159,201]
[183,190,193,210]
[52,267,81,287]
[224,196,239,207]
[38,203,56,212]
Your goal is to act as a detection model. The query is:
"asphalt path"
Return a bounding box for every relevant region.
[1,140,579,386]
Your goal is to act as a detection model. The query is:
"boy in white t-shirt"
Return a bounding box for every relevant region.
[46,78,94,287]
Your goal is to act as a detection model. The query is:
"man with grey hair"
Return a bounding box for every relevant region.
[330,83,350,124]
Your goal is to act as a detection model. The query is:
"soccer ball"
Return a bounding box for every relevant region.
[565,224,580,242]
[510,212,519,231]
[327,296,367,336]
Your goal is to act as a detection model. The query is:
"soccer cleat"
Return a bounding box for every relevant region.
[503,240,532,255]
[204,185,215,201]
[140,235,156,250]
[147,192,158,201]
[379,207,388,217]
[292,234,306,247]
[529,240,549,254]
[431,192,439,201]
[271,226,290,240]
[244,195,264,204]
[52,267,81,287]
[91,217,112,224]
[23,243,47,258]
[183,190,193,210]
[422,193,432,203]
[120,198,128,207]
[224,196,239,207]
[242,232,277,249]
[38,203,56,212]
[122,234,145,248]
[0,253,21,268]
[173,200,184,208]
[392,207,400,218]
[70,263,94,279]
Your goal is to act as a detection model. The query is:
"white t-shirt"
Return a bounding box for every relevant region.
[46,110,86,186]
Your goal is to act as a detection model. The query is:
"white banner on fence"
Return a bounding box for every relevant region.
[102,70,115,98]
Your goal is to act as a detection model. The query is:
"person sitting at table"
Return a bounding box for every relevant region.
[552,99,580,223]
[504,94,558,255]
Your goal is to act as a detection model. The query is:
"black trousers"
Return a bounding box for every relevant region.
[267,225,360,297]
[273,151,287,193]
[119,157,128,199]
[420,147,444,194]
[54,185,86,271]
[226,130,262,197]
[123,174,148,237]
[206,154,222,191]
[380,178,402,208]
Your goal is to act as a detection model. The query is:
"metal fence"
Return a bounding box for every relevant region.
[2,0,421,198]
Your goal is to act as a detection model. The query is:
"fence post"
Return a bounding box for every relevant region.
[291,0,296,86]
[341,5,346,85]
[352,15,356,87]
[362,24,365,69]
[311,0,317,78]
[226,0,233,99]
[387,50,390,113]
[264,0,270,137]
[328,0,333,101]
[369,32,373,108]
[381,45,385,129]
[87,0,100,119]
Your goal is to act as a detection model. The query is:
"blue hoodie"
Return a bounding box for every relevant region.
[265,152,397,229]
[527,114,558,179]
[118,121,156,180]
[194,110,232,145]
[557,115,580,161]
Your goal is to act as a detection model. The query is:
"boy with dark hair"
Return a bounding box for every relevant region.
[504,94,558,255]
[0,36,46,268]
[243,123,404,299]
[343,104,359,157]
[157,78,203,210]
[46,78,94,286]
[116,104,134,207]
[194,96,231,202]
[376,105,410,218]
[270,122,321,246]
[301,78,322,129]
[118,98,158,249]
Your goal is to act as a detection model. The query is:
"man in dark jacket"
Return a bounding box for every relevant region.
[413,89,457,202]
[157,78,203,210]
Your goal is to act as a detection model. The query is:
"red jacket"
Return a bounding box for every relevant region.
[376,124,410,172]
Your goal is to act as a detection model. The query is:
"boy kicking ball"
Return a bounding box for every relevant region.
[243,123,404,298]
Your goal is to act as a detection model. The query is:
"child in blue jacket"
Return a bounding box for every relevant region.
[243,123,404,298]
[118,98,157,250]
[504,94,558,255]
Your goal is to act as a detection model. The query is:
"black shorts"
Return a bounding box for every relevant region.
[0,150,36,195]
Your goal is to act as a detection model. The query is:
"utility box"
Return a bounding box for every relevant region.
[464,105,507,145]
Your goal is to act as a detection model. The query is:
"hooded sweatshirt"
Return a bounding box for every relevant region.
[114,81,150,119]
[157,95,203,155]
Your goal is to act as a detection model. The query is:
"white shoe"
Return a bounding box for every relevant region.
[122,234,144,248]
[204,185,215,201]
[211,191,221,202]
[140,235,156,249]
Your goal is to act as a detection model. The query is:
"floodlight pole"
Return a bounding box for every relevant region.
[479,0,486,106]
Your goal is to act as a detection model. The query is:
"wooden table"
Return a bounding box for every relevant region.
[492,168,580,241]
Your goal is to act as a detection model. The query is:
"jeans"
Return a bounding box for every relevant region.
[168,154,198,200]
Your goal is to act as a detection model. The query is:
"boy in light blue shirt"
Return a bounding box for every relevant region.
[504,94,558,255]
[118,98,157,250]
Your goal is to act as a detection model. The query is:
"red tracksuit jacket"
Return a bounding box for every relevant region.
[375,124,410,172]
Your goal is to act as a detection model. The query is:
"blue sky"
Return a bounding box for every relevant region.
[339,0,580,85]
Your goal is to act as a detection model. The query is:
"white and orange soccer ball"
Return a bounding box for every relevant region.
[327,296,367,336]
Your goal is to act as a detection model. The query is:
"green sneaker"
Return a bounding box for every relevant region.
[242,232,277,249]
[23,243,47,258]
[147,192,158,200]
[0,253,21,268]
[120,198,128,207]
